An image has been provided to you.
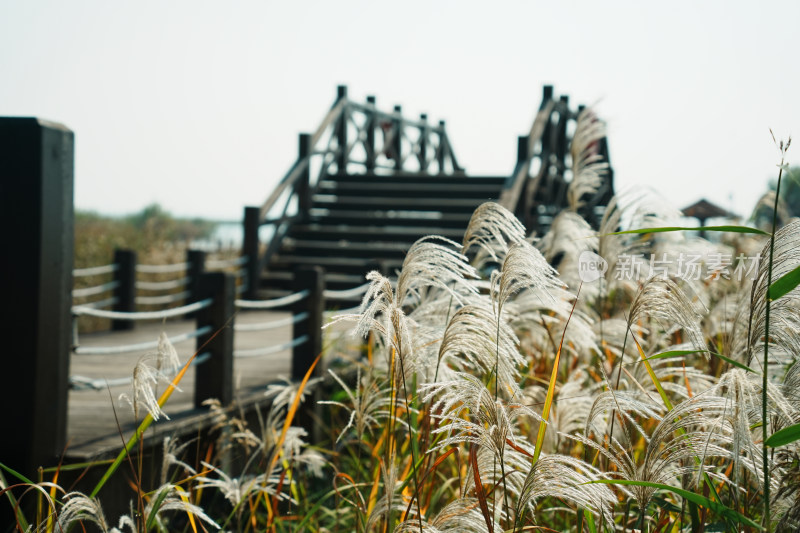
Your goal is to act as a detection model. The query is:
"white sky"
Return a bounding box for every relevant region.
[2,1,798,221]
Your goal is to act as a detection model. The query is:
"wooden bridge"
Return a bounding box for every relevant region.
[0,85,613,490]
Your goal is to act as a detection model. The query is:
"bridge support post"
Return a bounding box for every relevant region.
[392,105,403,171]
[194,272,235,408]
[366,95,377,171]
[243,206,260,300]
[297,133,312,214]
[437,120,447,173]
[112,249,137,331]
[292,266,325,381]
[335,85,348,174]
[418,113,428,172]
[0,117,73,487]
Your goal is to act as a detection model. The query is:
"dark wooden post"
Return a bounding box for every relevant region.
[292,266,325,380]
[517,135,530,164]
[194,272,235,407]
[112,249,137,331]
[335,85,348,174]
[365,95,376,171]
[297,133,312,214]
[542,85,554,106]
[0,118,73,485]
[243,206,260,300]
[187,249,207,306]
[392,105,403,171]
[437,120,447,173]
[418,113,428,172]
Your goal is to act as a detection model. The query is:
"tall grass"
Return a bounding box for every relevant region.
[5,129,800,532]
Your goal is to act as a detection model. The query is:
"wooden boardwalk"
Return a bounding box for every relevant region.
[67,310,297,460]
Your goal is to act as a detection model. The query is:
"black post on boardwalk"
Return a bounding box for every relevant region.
[242,206,260,300]
[0,118,73,521]
[194,272,235,408]
[112,248,137,331]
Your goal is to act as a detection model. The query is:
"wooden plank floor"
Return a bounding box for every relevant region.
[67,310,296,460]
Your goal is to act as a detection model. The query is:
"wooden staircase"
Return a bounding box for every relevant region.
[262,173,506,293]
[242,85,614,304]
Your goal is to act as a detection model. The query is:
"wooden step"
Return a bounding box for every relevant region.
[270,254,405,276]
[325,173,506,186]
[281,238,411,259]
[311,194,486,213]
[307,208,473,229]
[288,224,466,242]
[316,179,502,199]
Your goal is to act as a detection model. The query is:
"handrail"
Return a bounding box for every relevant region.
[72,281,120,299]
[136,277,190,291]
[235,289,309,309]
[74,325,213,356]
[73,264,118,277]
[137,262,189,274]
[499,97,556,213]
[72,297,213,320]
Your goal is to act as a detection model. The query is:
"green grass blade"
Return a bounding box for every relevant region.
[0,469,31,532]
[587,479,762,529]
[630,334,672,410]
[765,422,800,447]
[604,225,768,236]
[640,350,756,373]
[0,463,35,485]
[768,263,800,301]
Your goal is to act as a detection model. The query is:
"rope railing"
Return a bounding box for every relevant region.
[235,289,309,310]
[323,281,371,300]
[73,298,212,321]
[136,277,190,291]
[73,264,118,277]
[324,304,362,318]
[70,352,212,391]
[74,325,213,356]
[233,335,308,359]
[135,290,191,306]
[78,296,119,310]
[137,262,189,274]
[234,312,308,332]
[72,280,120,299]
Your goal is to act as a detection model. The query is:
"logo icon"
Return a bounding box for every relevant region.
[578,251,608,283]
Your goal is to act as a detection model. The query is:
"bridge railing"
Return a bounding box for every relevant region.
[72,249,249,332]
[499,85,614,234]
[243,85,464,299]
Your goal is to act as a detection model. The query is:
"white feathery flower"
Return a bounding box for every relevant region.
[462,201,527,266]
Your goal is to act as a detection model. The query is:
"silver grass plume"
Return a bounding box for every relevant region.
[461,201,527,267]
[318,367,393,443]
[435,303,523,396]
[627,275,707,356]
[144,483,220,530]
[515,453,616,526]
[56,492,110,532]
[578,392,739,514]
[395,498,495,533]
[196,461,288,507]
[567,107,609,212]
[422,373,540,460]
[490,240,562,321]
[119,332,181,421]
[744,219,800,367]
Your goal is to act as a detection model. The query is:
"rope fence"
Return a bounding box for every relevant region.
[73,264,118,277]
